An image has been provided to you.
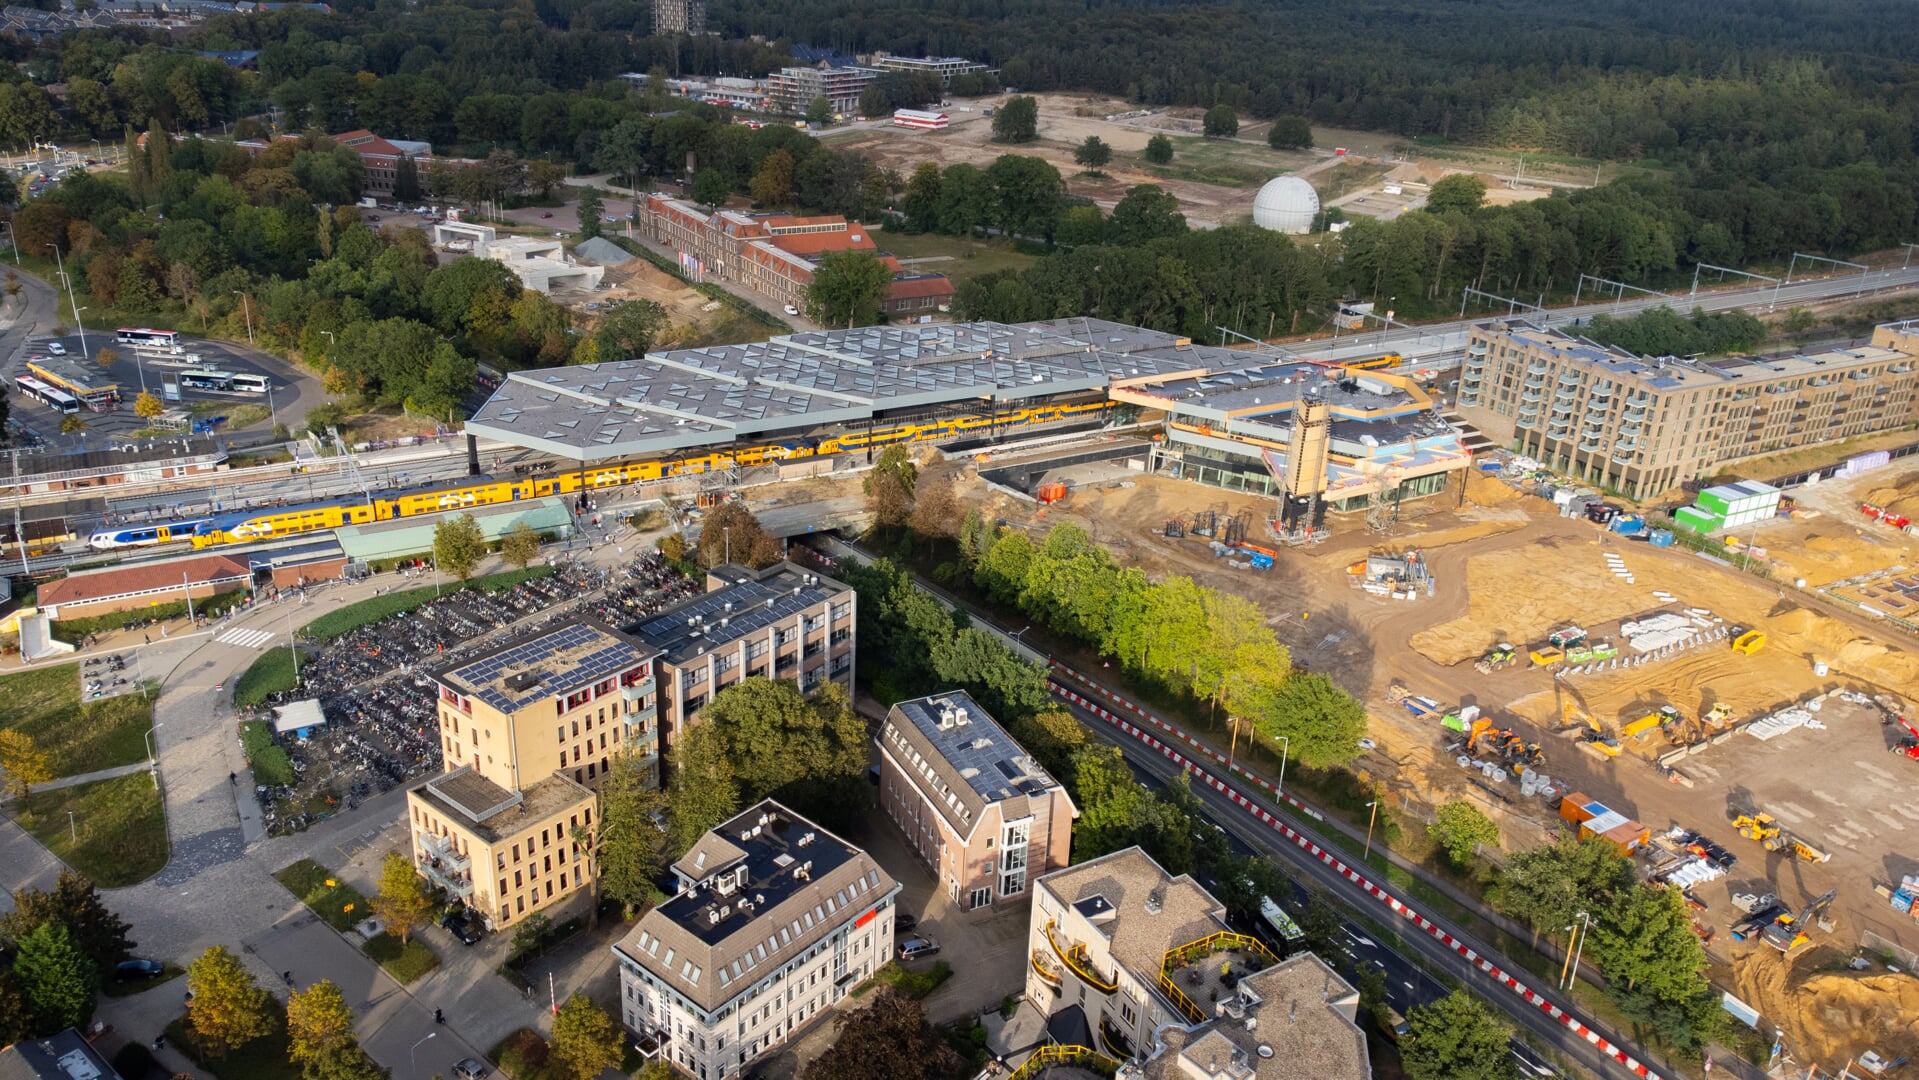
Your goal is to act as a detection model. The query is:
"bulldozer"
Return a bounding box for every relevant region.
[1761,888,1838,954]
[1702,702,1737,732]
[1475,643,1518,674]
[1731,627,1767,655]
[1732,812,1833,863]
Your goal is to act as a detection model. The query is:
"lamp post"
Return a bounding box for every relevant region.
[1,220,17,265]
[282,602,301,682]
[46,244,90,359]
[144,722,164,786]
[1226,716,1249,771]
[1272,733,1290,799]
[1562,911,1594,990]
[233,291,254,344]
[1363,800,1380,860]
[409,1032,436,1080]
[67,811,77,841]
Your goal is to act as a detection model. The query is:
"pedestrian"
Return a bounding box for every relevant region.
[434,1008,444,1025]
[284,970,294,986]
[230,771,237,786]
[144,634,150,645]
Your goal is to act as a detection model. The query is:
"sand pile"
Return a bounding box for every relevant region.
[1462,469,1525,508]
[1863,470,1919,518]
[1766,605,1919,694]
[1731,954,1919,1066]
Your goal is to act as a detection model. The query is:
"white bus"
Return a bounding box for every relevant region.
[230,373,270,394]
[1259,896,1305,947]
[14,374,80,414]
[116,327,181,350]
[179,369,236,391]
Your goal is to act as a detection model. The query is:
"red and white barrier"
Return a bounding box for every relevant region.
[1048,678,1664,1080]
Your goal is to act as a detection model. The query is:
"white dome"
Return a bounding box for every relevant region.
[1252,175,1320,234]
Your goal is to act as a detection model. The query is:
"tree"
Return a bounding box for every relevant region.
[593,299,668,361]
[750,149,797,208]
[986,154,1065,242]
[1203,104,1239,138]
[1074,136,1113,173]
[0,729,52,798]
[394,154,421,204]
[548,995,622,1080]
[596,757,670,917]
[690,169,731,209]
[932,630,1052,720]
[991,96,1039,143]
[908,475,961,538]
[1400,990,1520,1080]
[805,97,835,127]
[2,870,135,979]
[669,680,868,849]
[1430,801,1499,866]
[1266,116,1314,150]
[1493,835,1637,948]
[134,391,164,418]
[1004,708,1089,785]
[12,923,96,1035]
[285,980,358,1070]
[1255,672,1367,768]
[575,189,603,241]
[186,945,274,1058]
[858,82,890,119]
[1109,185,1187,245]
[500,521,541,570]
[370,851,433,946]
[696,501,780,568]
[805,987,958,1080]
[59,414,87,435]
[95,346,118,371]
[1143,133,1174,164]
[0,970,29,1048]
[864,445,917,528]
[1425,173,1488,216]
[432,513,485,583]
[804,250,892,329]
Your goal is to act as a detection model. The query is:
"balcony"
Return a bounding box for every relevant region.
[1588,384,1613,401]
[1029,950,1064,991]
[418,832,470,872]
[1520,390,1543,406]
[1578,440,1604,454]
[1610,448,1638,465]
[1466,341,1489,358]
[1527,362,1549,376]
[1043,920,1118,993]
[1523,375,1547,390]
[1558,372,1582,386]
[1157,932,1279,1024]
[1624,393,1652,408]
[1623,406,1647,422]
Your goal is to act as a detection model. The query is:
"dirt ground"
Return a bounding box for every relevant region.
[1729,955,1919,1069]
[946,442,1919,1061]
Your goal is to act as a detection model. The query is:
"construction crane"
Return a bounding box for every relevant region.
[1732,812,1833,863]
[1761,888,1838,954]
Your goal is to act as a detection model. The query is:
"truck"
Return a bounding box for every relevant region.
[357,196,378,209]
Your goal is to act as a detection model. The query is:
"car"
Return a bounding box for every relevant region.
[541,211,553,218]
[894,912,918,932]
[452,1059,490,1080]
[897,937,940,961]
[783,304,800,316]
[441,912,483,945]
[46,342,64,354]
[115,959,166,980]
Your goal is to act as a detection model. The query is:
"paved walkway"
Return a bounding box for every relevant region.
[30,760,153,792]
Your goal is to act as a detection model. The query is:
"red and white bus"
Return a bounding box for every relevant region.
[116,328,181,351]
[892,109,950,131]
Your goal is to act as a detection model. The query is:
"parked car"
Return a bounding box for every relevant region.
[783,304,800,316]
[46,342,64,355]
[115,959,166,979]
[541,211,553,218]
[440,910,483,945]
[897,937,940,961]
[452,1060,489,1080]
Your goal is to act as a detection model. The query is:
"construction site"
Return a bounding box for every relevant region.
[936,414,1919,1068]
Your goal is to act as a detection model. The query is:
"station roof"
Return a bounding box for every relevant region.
[332,495,573,562]
[462,319,1260,460]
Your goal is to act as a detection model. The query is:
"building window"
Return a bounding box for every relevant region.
[970,887,991,909]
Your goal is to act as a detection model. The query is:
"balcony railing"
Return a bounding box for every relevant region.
[1156,931,1279,1024]
[418,832,470,872]
[1043,919,1118,993]
[1006,1046,1119,1080]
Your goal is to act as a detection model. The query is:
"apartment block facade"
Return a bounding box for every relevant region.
[877,691,1076,911]
[651,0,704,35]
[613,801,902,1080]
[405,620,660,930]
[768,65,876,114]
[1458,318,1919,500]
[868,54,991,86]
[628,562,855,751]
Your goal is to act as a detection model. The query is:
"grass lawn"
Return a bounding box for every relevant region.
[12,773,167,886]
[166,1005,300,1080]
[104,961,186,997]
[869,230,1037,285]
[234,650,300,708]
[300,566,556,640]
[0,665,156,776]
[362,932,441,983]
[272,858,368,932]
[864,959,952,999]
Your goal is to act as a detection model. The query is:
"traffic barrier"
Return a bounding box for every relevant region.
[1048,678,1664,1080]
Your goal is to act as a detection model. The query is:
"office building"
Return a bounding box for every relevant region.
[628,562,854,749]
[651,0,704,35]
[1458,318,1919,500]
[868,54,991,86]
[768,65,877,115]
[613,800,902,1079]
[877,691,1076,910]
[405,619,661,930]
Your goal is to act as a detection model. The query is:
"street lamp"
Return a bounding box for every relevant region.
[1271,733,1290,799]
[67,811,77,841]
[1561,911,1594,990]
[144,722,165,787]
[46,244,90,358]
[410,1032,437,1080]
[1363,799,1380,860]
[232,291,255,344]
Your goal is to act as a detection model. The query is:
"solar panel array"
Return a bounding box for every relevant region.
[631,575,841,662]
[449,622,648,714]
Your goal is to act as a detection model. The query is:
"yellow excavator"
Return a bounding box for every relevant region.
[1557,682,1620,757]
[1761,889,1837,954]
[1732,812,1833,864]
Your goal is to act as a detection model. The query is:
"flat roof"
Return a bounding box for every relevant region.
[881,691,1065,839]
[1037,846,1227,987]
[25,353,117,394]
[413,767,591,840]
[629,562,846,665]
[440,618,656,715]
[1479,318,1912,392]
[462,319,1257,460]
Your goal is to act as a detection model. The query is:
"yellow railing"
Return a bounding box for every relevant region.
[1029,950,1063,986]
[1043,919,1119,993]
[1157,931,1280,1024]
[1006,1045,1120,1080]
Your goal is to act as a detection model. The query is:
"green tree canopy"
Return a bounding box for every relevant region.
[2,870,135,980]
[864,444,917,527]
[804,987,958,1080]
[549,994,623,1080]
[1425,173,1488,216]
[370,851,433,945]
[668,680,867,850]
[1266,116,1314,150]
[1429,801,1500,866]
[186,945,275,1059]
[804,249,892,328]
[575,188,604,240]
[1401,990,1520,1080]
[1253,672,1367,768]
[12,923,97,1036]
[596,756,670,916]
[991,95,1039,143]
[695,501,781,568]
[1143,133,1175,164]
[1073,135,1113,172]
[432,513,485,582]
[1202,104,1239,137]
[594,298,669,361]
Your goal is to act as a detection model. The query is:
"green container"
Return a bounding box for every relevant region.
[1696,489,1734,516]
[1674,506,1721,535]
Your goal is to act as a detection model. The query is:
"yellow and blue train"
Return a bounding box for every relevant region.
[123,400,1116,550]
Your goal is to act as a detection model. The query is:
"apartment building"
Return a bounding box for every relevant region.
[868,54,991,86]
[1458,318,1919,500]
[768,65,877,114]
[1115,953,1371,1080]
[628,562,854,750]
[613,800,902,1080]
[651,0,704,35]
[877,691,1076,911]
[405,619,661,930]
[636,195,954,314]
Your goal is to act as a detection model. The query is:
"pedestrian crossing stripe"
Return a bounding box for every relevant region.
[216,627,276,649]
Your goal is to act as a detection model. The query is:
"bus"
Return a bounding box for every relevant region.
[14,374,80,414]
[1259,895,1306,949]
[178,369,236,391]
[116,328,180,350]
[229,373,271,394]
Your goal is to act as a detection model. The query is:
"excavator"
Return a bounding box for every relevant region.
[1557,681,1620,757]
[1464,717,1545,767]
[1761,889,1838,954]
[1732,812,1834,864]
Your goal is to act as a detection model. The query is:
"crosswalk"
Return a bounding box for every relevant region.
[215,627,277,649]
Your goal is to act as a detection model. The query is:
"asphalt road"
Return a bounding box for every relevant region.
[1068,698,1629,1078]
